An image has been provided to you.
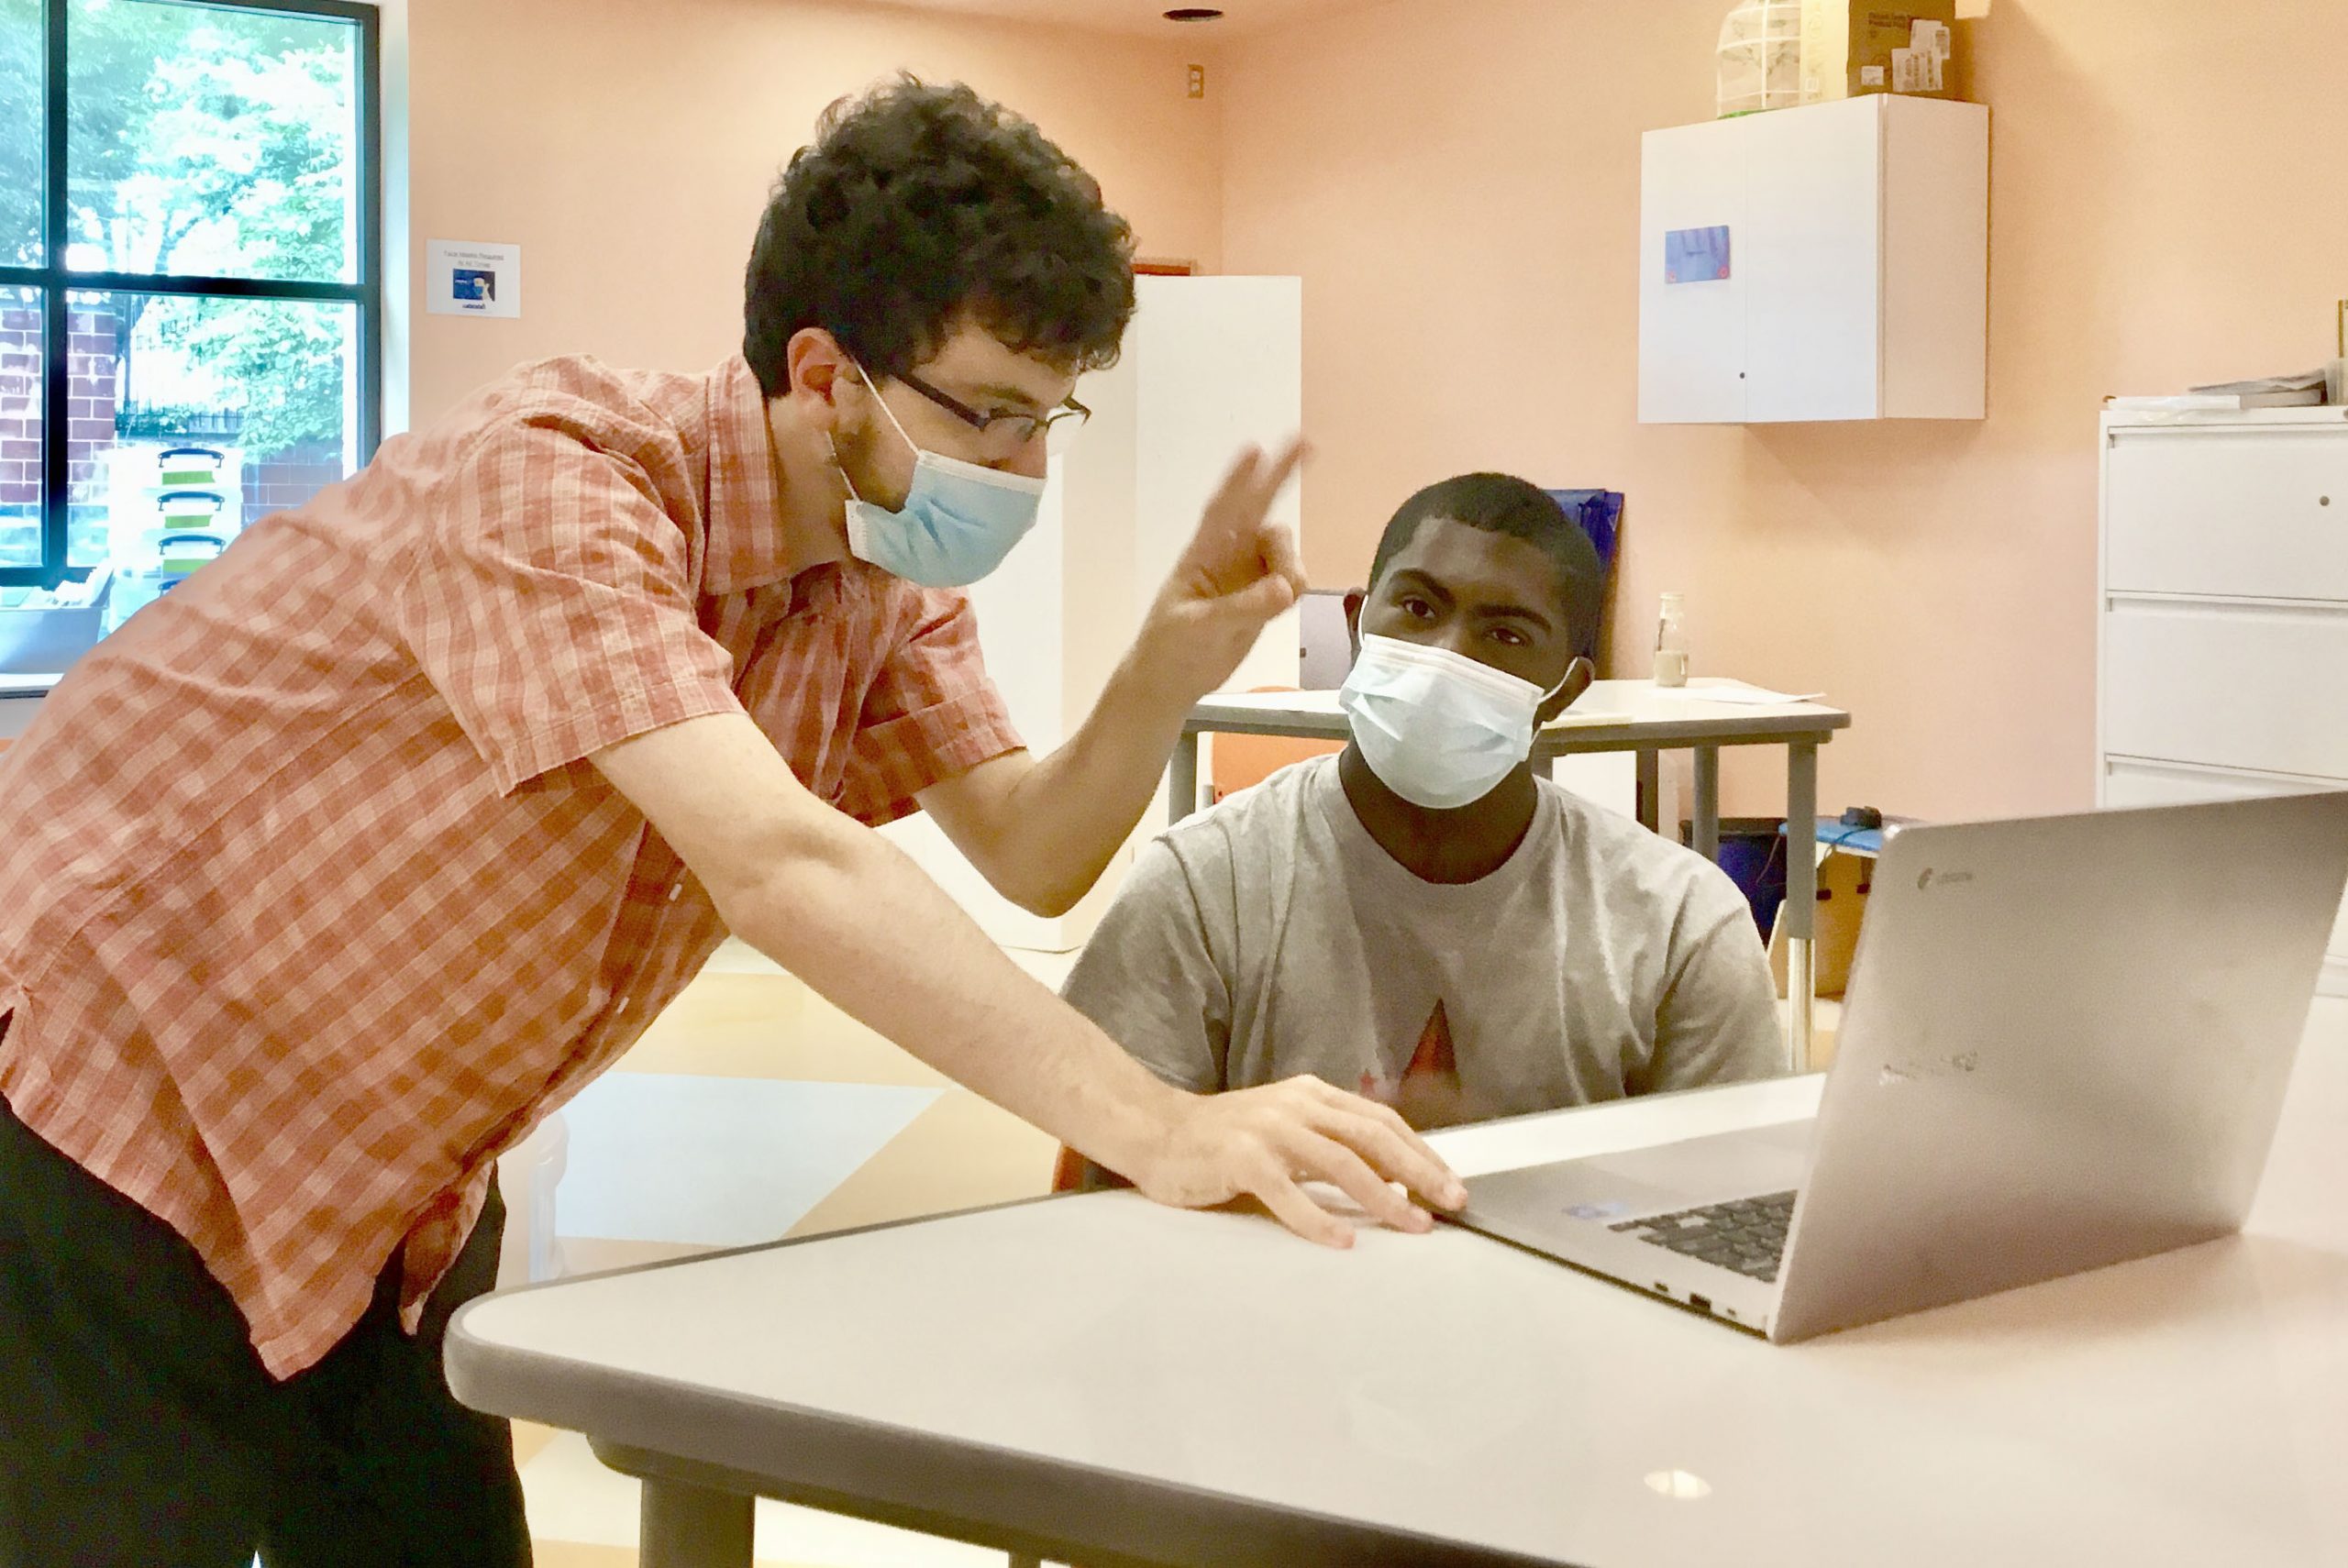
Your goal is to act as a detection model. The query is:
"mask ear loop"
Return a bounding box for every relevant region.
[1534,656,1596,725]
[1538,657,1589,705]
[853,359,921,453]
[830,359,912,508]
[827,430,864,506]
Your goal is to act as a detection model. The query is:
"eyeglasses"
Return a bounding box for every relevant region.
[897,370,1091,452]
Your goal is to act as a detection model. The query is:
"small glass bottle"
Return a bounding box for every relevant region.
[1654,591,1689,688]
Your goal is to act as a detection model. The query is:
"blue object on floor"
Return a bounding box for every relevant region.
[1779,816,1920,858]
[1690,817,1788,939]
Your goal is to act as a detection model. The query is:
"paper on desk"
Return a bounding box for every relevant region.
[1651,682,1823,706]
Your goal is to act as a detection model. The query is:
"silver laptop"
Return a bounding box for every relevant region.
[1453,792,2348,1342]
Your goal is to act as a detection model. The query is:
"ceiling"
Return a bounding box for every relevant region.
[866,0,1385,41]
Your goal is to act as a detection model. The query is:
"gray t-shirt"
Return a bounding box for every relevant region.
[1063,756,1781,1129]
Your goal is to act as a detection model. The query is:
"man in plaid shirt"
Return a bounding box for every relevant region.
[0,79,1460,1567]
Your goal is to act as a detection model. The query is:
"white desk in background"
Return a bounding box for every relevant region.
[447,1001,2348,1568]
[1175,680,1853,1073]
[0,671,61,743]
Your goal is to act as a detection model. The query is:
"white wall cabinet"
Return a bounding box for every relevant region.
[1639,95,1988,425]
[881,275,1303,953]
[2098,407,2348,997]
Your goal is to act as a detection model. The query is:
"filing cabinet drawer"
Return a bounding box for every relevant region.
[2106,425,2348,602]
[2102,599,2348,780]
[2100,756,2348,959]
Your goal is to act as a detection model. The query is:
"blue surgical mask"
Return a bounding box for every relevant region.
[836,369,1045,589]
[1338,634,1572,811]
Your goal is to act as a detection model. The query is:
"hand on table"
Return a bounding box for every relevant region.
[1126,1074,1468,1247]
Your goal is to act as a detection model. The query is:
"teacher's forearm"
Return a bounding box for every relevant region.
[724,808,1187,1174]
[981,647,1197,915]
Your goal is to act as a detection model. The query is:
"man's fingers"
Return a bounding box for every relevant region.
[1258,522,1307,596]
[1301,1080,1467,1209]
[1310,1110,1460,1219]
[1172,441,1307,605]
[1240,436,1308,521]
[1251,1168,1355,1248]
[1224,570,1299,623]
[1189,447,1266,553]
[1282,1129,1431,1234]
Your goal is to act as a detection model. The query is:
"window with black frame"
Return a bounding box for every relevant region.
[0,0,379,670]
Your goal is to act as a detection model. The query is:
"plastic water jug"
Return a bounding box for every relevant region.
[1717,0,1802,117]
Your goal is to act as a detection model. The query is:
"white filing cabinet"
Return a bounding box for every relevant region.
[1638,95,1987,424]
[2098,407,2348,997]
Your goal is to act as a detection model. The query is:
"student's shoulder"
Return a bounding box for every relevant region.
[1150,754,1333,873]
[1540,778,1749,919]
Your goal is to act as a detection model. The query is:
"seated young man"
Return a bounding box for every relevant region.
[1063,472,1781,1132]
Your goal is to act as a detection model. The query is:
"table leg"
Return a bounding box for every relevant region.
[1168,728,1200,826]
[1692,746,1721,862]
[1785,743,1818,1076]
[1635,749,1661,835]
[640,1475,755,1568]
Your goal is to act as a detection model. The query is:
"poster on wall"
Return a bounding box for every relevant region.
[1663,226,1731,285]
[426,239,522,317]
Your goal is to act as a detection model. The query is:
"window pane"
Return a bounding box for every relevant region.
[63,292,356,603]
[66,0,360,283]
[0,286,39,570]
[0,0,39,265]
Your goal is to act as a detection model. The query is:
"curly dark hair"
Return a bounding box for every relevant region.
[743,78,1138,397]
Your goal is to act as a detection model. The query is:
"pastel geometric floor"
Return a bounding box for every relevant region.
[514,937,1069,1568]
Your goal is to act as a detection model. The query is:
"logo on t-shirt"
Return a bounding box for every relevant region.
[1362,999,1468,1129]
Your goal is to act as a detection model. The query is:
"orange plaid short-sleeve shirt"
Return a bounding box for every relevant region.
[0,354,1022,1375]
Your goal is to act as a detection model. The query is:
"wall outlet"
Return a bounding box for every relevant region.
[1187,63,1205,99]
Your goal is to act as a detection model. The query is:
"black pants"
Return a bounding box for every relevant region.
[0,1026,530,1567]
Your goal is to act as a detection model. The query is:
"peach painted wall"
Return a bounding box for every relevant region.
[402,0,1223,426]
[1218,0,2348,821]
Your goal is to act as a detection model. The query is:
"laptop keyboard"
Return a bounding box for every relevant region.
[1609,1190,1797,1283]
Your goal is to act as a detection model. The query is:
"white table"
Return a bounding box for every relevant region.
[0,671,60,743]
[447,1001,2348,1568]
[1177,681,1852,1070]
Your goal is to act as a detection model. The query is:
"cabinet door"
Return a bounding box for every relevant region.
[1638,117,1746,425]
[1880,98,1988,419]
[2107,426,2348,602]
[1742,96,1881,423]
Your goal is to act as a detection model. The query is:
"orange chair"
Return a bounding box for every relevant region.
[1049,1145,1130,1193]
[1207,685,1341,804]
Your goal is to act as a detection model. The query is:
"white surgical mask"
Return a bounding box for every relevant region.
[836,366,1045,589]
[1337,634,1574,811]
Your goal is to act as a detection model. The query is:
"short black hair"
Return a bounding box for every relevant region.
[1367,473,1606,657]
[743,78,1138,397]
